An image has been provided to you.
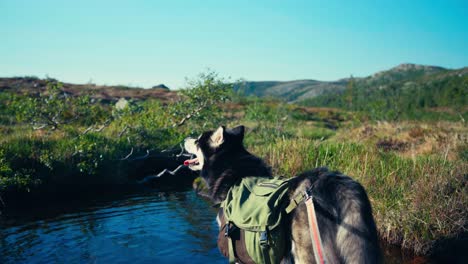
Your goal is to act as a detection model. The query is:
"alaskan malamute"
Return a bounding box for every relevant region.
[184,125,381,263]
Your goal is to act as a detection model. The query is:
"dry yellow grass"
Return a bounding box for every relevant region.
[244,121,467,255]
[335,121,467,161]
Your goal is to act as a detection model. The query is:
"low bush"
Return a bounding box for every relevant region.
[0,71,233,194]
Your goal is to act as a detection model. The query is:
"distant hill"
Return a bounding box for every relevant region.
[235,79,348,101]
[234,63,467,120]
[235,63,466,102]
[366,63,447,84]
[301,64,468,120]
[0,77,177,103]
[1,63,466,119]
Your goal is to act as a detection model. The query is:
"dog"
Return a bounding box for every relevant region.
[184,125,382,263]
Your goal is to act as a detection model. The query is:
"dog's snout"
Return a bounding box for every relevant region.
[184,138,196,152]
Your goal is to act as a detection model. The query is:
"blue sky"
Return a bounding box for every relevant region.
[1,0,467,88]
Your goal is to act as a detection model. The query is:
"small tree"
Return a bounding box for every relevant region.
[113,70,233,158]
[345,75,355,109]
[15,80,108,130]
[170,71,232,129]
[14,81,67,129]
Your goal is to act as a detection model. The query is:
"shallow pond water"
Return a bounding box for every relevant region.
[0,189,432,263]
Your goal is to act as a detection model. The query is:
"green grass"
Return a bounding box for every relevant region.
[0,81,466,256]
[0,73,232,192]
[242,122,467,255]
[296,127,335,140]
[222,100,467,255]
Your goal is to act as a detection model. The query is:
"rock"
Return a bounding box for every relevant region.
[115,98,129,110]
[192,177,210,198]
[152,84,169,90]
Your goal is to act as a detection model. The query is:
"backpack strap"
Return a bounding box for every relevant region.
[285,192,306,214]
[225,221,237,264]
[225,221,273,264]
[305,194,326,264]
[285,189,327,263]
[259,230,272,264]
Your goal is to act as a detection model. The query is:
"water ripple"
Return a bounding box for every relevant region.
[0,190,224,264]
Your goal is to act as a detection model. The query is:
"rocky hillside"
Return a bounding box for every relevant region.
[302,64,467,120]
[235,79,348,101]
[0,77,177,103]
[357,63,459,88]
[235,63,467,102]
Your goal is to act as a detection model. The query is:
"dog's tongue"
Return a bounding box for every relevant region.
[184,158,199,166]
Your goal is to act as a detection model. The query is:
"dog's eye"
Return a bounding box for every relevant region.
[195,139,199,144]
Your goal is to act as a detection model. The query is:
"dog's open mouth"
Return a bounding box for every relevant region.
[184,157,199,166]
[183,138,204,171]
[183,154,203,170]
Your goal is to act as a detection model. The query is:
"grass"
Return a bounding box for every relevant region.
[0,73,231,194]
[0,108,195,191]
[239,120,467,255]
[224,100,467,255]
[0,81,466,256]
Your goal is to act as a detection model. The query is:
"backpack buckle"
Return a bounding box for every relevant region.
[224,222,237,237]
[224,223,230,237]
[259,231,269,247]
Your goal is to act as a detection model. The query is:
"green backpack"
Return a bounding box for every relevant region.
[219,177,291,264]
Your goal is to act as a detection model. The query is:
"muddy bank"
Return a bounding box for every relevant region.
[1,153,197,210]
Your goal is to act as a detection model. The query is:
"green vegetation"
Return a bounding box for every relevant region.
[0,67,466,256]
[220,98,467,255]
[235,64,467,122]
[243,121,466,255]
[301,68,468,121]
[0,71,232,194]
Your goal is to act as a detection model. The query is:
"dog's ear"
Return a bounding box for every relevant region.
[210,126,225,148]
[229,125,245,141]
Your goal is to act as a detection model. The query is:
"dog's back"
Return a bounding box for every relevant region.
[288,168,381,263]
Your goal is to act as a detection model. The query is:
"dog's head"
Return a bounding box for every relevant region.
[184,125,271,201]
[183,125,245,172]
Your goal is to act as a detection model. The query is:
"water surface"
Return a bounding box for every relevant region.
[0,190,224,264]
[0,189,431,263]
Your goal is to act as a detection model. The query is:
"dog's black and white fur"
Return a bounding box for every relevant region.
[184,125,382,263]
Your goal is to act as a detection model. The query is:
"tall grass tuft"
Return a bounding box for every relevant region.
[247,135,467,255]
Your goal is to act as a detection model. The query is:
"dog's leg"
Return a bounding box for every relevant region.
[291,202,317,263]
[289,175,343,264]
[335,183,382,263]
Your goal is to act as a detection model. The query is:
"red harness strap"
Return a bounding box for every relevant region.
[305,194,326,264]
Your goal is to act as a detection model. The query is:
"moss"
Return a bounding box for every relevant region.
[192,177,210,198]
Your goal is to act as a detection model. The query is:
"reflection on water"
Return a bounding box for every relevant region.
[0,191,224,264]
[0,189,431,263]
